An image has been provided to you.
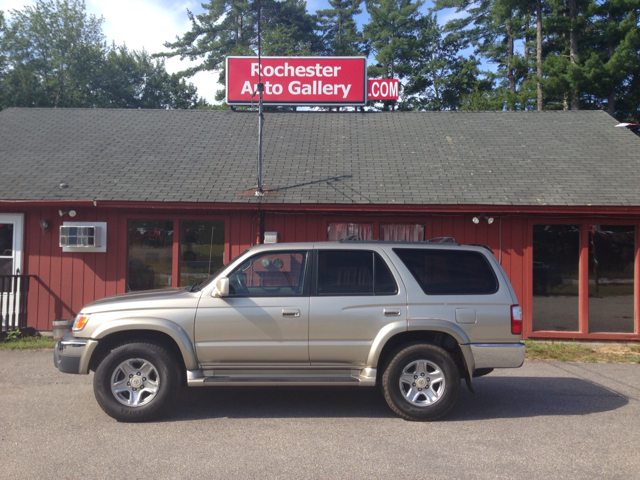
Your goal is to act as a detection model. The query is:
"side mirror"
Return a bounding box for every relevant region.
[212,277,229,297]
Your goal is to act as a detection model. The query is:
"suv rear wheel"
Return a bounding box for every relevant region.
[382,343,460,421]
[93,340,180,422]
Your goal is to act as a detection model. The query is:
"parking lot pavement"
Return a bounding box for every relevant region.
[0,351,639,480]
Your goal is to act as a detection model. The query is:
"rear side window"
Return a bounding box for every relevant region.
[393,248,498,295]
[317,250,398,296]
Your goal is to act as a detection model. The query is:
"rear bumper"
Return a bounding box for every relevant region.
[470,343,525,369]
[53,332,96,374]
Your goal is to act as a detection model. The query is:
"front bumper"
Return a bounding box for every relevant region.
[470,343,526,369]
[53,332,97,374]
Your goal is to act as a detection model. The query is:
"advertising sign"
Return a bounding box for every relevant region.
[367,79,399,101]
[226,56,367,106]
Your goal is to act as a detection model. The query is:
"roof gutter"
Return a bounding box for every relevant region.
[2,200,640,216]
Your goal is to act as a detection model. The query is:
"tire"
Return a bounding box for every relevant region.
[382,343,460,421]
[93,340,181,422]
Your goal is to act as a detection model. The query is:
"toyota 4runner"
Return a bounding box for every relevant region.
[54,240,525,422]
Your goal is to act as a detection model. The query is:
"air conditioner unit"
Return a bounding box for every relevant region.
[60,222,107,252]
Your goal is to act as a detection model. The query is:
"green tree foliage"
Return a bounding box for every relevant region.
[435,0,640,120]
[403,12,486,110]
[98,46,206,109]
[0,0,203,110]
[1,0,105,108]
[364,0,424,110]
[158,0,321,102]
[317,0,365,55]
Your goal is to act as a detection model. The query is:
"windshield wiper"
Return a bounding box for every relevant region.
[189,281,203,292]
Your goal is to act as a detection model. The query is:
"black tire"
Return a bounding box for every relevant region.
[93,340,181,422]
[382,343,460,421]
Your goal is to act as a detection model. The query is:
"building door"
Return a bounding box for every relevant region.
[0,214,24,330]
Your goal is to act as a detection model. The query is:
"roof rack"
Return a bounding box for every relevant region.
[339,234,361,242]
[426,237,458,244]
[468,243,494,254]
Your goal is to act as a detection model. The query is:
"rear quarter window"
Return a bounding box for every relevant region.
[393,248,499,295]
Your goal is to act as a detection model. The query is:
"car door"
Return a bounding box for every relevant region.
[309,248,407,366]
[194,250,310,366]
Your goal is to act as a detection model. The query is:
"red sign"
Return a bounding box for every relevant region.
[367,79,399,100]
[226,56,367,106]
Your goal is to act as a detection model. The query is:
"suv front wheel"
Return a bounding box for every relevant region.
[382,343,460,421]
[93,340,180,422]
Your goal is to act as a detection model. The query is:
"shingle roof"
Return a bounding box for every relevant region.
[0,108,638,206]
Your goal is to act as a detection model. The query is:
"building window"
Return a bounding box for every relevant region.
[180,220,225,287]
[588,225,635,333]
[128,220,174,291]
[327,222,372,241]
[0,223,13,276]
[532,225,580,332]
[380,223,425,241]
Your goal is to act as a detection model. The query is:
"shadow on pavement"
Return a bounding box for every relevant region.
[161,376,628,422]
[447,376,628,421]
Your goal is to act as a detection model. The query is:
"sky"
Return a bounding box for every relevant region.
[0,0,463,104]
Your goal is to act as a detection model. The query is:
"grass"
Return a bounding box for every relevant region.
[0,335,57,350]
[525,339,640,364]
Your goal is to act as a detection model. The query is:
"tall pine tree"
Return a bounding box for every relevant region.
[317,0,365,55]
[364,0,424,110]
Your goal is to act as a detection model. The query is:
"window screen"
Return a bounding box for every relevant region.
[394,248,498,295]
[317,250,398,296]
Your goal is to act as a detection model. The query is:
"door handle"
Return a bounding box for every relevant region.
[384,308,401,316]
[282,309,300,317]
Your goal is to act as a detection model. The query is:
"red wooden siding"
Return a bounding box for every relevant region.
[9,205,638,340]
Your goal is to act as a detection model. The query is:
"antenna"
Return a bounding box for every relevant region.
[254,0,264,197]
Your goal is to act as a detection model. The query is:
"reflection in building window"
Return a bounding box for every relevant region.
[588,225,635,333]
[180,220,225,287]
[380,223,425,241]
[327,222,373,241]
[128,220,174,291]
[532,225,580,332]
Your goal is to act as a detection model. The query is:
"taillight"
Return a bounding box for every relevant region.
[511,305,522,335]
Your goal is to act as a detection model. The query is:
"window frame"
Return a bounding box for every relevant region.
[311,249,399,297]
[124,213,230,290]
[392,247,499,296]
[225,249,311,298]
[525,217,640,341]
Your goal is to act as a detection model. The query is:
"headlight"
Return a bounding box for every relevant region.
[73,313,91,331]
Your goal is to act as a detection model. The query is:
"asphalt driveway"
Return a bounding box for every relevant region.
[0,350,638,479]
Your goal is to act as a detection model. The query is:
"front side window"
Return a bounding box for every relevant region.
[227,251,308,297]
[317,250,398,296]
[394,248,498,295]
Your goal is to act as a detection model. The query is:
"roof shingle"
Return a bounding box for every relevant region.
[0,108,638,206]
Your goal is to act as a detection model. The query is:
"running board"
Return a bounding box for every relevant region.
[187,369,377,387]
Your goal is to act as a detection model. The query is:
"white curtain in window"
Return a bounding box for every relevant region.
[327,222,373,241]
[380,223,425,241]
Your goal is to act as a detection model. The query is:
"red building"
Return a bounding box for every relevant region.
[1,108,639,341]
